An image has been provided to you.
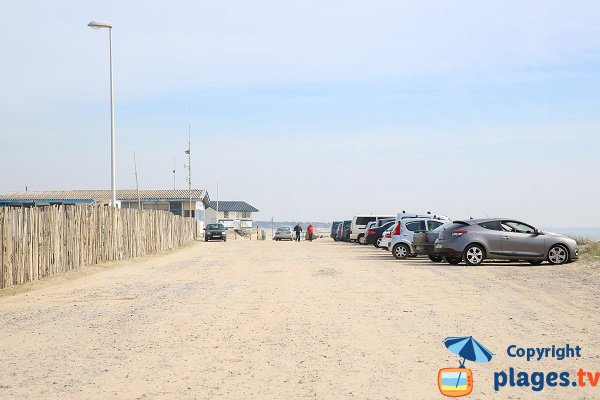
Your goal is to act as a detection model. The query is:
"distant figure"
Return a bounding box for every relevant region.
[307,224,315,241]
[293,223,302,242]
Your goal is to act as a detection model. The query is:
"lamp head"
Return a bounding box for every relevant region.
[88,21,113,29]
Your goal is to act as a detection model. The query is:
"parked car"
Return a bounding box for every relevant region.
[412,223,450,262]
[380,223,395,250]
[331,221,342,239]
[366,221,396,247]
[350,215,394,244]
[335,223,344,241]
[390,214,450,259]
[342,220,352,242]
[274,226,294,241]
[434,218,579,266]
[205,223,227,242]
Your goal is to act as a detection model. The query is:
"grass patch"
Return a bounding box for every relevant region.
[580,242,600,259]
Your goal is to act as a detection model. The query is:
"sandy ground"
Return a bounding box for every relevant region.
[0,237,598,399]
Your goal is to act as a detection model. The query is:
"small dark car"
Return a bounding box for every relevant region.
[205,223,227,242]
[365,221,395,247]
[342,220,352,242]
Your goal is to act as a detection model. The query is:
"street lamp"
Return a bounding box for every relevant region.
[88,20,117,207]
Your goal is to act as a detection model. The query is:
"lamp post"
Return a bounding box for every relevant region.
[88,20,117,207]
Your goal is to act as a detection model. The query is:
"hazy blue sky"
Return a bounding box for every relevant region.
[1,1,599,226]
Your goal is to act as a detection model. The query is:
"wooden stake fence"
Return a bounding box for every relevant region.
[0,205,198,289]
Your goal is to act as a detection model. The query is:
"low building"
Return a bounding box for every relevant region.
[205,201,259,229]
[0,189,210,220]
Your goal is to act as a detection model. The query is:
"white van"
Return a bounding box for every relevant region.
[350,215,394,244]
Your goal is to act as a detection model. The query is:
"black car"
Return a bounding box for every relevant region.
[365,221,395,247]
[342,220,352,242]
[205,223,227,242]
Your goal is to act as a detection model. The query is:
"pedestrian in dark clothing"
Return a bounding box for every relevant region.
[293,223,302,242]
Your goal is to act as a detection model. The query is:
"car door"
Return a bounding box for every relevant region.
[475,220,504,256]
[499,220,546,257]
[404,220,426,243]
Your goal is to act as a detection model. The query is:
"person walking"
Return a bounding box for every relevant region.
[307,224,315,241]
[293,223,302,242]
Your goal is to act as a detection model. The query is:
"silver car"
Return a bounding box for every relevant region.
[274,226,294,241]
[434,218,579,266]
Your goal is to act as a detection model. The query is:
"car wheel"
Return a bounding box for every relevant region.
[528,260,543,265]
[358,235,367,245]
[204,237,208,242]
[547,245,568,265]
[463,244,485,266]
[445,257,462,265]
[375,237,382,248]
[392,243,410,259]
[428,255,443,263]
[223,238,227,242]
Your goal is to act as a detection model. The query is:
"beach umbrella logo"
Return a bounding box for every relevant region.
[438,336,493,397]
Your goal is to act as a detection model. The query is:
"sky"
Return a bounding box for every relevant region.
[1,1,599,227]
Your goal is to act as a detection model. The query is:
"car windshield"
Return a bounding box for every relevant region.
[207,224,224,230]
[278,227,290,231]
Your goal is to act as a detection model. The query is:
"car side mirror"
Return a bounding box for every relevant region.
[534,229,543,235]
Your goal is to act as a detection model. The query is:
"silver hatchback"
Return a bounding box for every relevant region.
[274,226,294,241]
[434,218,579,266]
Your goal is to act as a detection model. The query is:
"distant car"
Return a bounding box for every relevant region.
[205,223,227,242]
[350,215,394,244]
[331,221,342,239]
[334,223,344,241]
[274,226,293,241]
[390,214,450,259]
[342,220,352,242]
[434,218,579,266]
[366,221,395,247]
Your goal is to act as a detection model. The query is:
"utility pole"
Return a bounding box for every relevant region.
[216,181,219,224]
[133,151,141,210]
[185,126,192,218]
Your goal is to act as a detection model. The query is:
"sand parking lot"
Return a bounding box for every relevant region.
[0,238,598,399]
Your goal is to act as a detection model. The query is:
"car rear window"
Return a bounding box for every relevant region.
[278,227,290,231]
[478,221,502,231]
[405,221,426,232]
[443,222,469,231]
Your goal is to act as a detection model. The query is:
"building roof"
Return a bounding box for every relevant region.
[207,201,259,212]
[0,189,208,202]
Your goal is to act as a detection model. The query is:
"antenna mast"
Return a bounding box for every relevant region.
[133,151,141,210]
[187,125,192,218]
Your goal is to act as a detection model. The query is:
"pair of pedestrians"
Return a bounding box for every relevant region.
[293,223,315,241]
